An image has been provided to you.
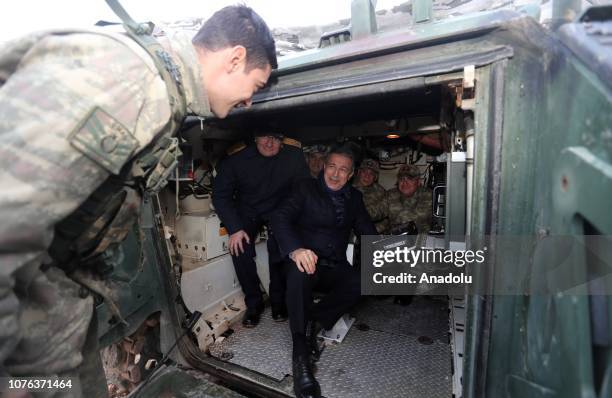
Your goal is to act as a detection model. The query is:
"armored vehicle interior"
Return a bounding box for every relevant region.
[155,73,476,398]
[95,4,612,397]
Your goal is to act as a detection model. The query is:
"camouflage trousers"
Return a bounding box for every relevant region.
[3,264,107,397]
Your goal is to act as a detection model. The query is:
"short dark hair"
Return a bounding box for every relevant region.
[192,5,278,71]
[326,142,361,171]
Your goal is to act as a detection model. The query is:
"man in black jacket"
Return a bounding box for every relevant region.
[272,144,377,398]
[212,132,309,327]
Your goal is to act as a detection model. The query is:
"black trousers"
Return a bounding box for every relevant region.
[285,258,361,335]
[230,219,285,310]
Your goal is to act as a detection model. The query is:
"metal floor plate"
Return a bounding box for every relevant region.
[317,329,451,398]
[208,297,452,397]
[353,296,450,343]
[209,310,293,381]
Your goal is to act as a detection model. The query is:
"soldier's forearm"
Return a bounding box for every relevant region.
[366,206,385,221]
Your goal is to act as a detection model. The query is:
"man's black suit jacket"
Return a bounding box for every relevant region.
[212,144,309,235]
[271,176,377,263]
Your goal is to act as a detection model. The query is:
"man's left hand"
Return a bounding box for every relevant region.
[228,230,250,256]
[290,248,318,274]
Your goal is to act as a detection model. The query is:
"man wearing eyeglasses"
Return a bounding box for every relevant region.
[212,132,310,327]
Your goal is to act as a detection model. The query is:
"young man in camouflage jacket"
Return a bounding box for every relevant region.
[0,5,276,395]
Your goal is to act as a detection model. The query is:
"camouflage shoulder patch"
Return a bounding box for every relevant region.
[226,142,246,155]
[283,137,302,148]
[69,107,138,175]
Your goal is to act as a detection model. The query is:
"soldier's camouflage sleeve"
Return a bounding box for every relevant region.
[376,189,391,233]
[0,31,171,372]
[385,188,402,231]
[415,188,433,232]
[363,185,388,223]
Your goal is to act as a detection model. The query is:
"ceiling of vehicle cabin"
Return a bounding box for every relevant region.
[213,84,442,132]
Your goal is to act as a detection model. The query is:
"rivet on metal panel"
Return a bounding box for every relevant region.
[561,175,569,191]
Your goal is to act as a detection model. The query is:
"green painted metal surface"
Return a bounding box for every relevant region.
[96,198,168,346]
[414,0,434,23]
[275,9,522,73]
[350,0,377,39]
[132,366,245,398]
[466,10,612,398]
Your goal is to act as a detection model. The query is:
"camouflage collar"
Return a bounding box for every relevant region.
[354,182,383,192]
[159,32,212,118]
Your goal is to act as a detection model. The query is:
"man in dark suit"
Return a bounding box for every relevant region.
[213,132,309,327]
[271,143,377,398]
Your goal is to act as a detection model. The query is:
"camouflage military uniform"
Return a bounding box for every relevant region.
[355,183,389,233]
[354,158,389,233]
[386,187,433,234]
[303,144,328,179]
[0,28,210,395]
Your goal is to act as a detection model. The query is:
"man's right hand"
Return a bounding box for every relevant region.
[290,248,318,274]
[229,230,250,256]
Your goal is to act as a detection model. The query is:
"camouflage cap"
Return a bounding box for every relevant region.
[303,145,329,154]
[359,158,380,173]
[397,164,420,179]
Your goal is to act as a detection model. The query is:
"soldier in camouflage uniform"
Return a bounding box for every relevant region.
[353,158,389,233]
[387,164,433,234]
[0,5,276,396]
[304,145,328,178]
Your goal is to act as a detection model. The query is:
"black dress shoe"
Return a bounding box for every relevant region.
[292,355,321,398]
[242,305,263,328]
[306,321,322,362]
[271,304,288,322]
